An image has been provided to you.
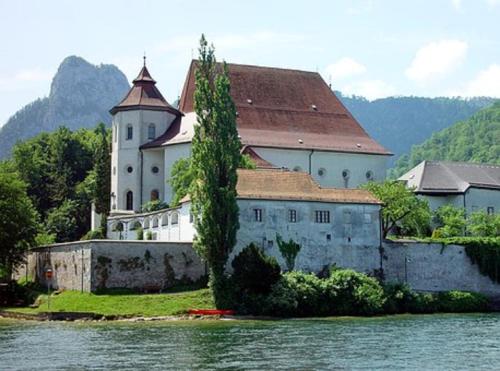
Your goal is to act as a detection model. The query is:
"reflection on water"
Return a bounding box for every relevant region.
[1,314,500,370]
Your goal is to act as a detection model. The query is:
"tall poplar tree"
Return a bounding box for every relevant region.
[191,35,241,307]
[93,123,111,216]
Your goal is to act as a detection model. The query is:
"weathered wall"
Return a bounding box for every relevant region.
[234,199,382,274]
[16,241,205,292]
[382,241,500,297]
[14,243,92,292]
[89,241,204,291]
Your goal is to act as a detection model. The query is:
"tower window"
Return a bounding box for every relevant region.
[151,189,159,201]
[148,123,156,140]
[126,191,133,210]
[289,209,297,223]
[151,166,159,174]
[127,166,133,174]
[126,124,133,140]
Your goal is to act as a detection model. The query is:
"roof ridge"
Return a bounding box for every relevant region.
[189,59,320,75]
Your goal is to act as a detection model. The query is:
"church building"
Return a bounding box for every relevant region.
[106,59,390,266]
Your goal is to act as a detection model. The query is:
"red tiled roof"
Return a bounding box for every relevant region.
[177,60,391,155]
[181,169,381,205]
[110,66,181,116]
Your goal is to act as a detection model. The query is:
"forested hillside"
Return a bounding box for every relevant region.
[0,56,129,159]
[339,94,495,165]
[390,101,500,178]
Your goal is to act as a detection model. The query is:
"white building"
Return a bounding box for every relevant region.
[108,169,382,272]
[109,60,391,215]
[399,161,500,214]
[107,59,388,260]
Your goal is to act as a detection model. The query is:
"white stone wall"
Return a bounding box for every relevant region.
[382,241,500,297]
[142,149,165,204]
[252,147,388,188]
[233,199,382,273]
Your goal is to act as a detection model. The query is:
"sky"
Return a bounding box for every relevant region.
[1,0,500,126]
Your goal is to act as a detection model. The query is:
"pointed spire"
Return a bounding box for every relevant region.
[143,52,146,67]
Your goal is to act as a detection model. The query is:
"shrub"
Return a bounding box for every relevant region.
[136,227,144,240]
[146,231,153,240]
[231,243,281,295]
[81,228,106,240]
[262,278,298,317]
[279,271,328,316]
[141,200,169,213]
[383,283,416,314]
[231,243,281,314]
[467,211,500,237]
[436,291,489,312]
[328,269,385,315]
[432,205,466,237]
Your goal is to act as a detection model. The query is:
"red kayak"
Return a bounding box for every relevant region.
[188,309,235,315]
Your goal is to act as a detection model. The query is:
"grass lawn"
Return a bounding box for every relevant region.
[4,288,215,317]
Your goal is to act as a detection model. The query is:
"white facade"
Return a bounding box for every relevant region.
[110,109,176,212]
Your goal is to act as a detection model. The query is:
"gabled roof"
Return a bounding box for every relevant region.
[170,60,391,155]
[399,161,500,194]
[241,146,277,169]
[181,169,381,204]
[110,65,181,116]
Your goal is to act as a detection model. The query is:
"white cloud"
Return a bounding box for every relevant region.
[324,58,367,81]
[15,68,53,82]
[341,80,396,100]
[455,64,500,97]
[451,0,463,11]
[406,40,468,83]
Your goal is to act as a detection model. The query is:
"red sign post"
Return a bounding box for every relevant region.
[45,268,53,311]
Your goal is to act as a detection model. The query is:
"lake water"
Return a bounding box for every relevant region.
[1,314,500,370]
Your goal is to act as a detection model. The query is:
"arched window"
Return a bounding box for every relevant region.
[161,213,168,226]
[148,123,156,140]
[151,189,159,201]
[152,217,159,228]
[126,124,133,140]
[129,220,141,230]
[143,217,150,229]
[126,191,133,210]
[171,212,179,225]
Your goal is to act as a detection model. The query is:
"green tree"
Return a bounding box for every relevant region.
[45,200,79,243]
[92,123,111,216]
[362,180,431,238]
[190,35,242,307]
[467,211,500,237]
[432,205,466,238]
[169,157,195,207]
[0,170,38,277]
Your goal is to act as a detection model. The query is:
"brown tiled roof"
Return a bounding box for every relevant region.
[236,169,381,204]
[241,146,277,169]
[176,60,391,155]
[110,66,181,116]
[181,169,381,204]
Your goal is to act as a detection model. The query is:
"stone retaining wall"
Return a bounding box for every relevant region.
[16,240,206,292]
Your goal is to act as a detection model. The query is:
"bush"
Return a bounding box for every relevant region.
[432,205,466,237]
[136,227,144,240]
[231,243,281,314]
[435,291,489,312]
[383,283,416,314]
[141,200,169,213]
[81,228,106,240]
[280,272,328,316]
[328,269,386,315]
[231,243,281,295]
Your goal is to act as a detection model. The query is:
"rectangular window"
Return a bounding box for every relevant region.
[487,206,494,215]
[315,210,330,223]
[289,209,297,223]
[254,208,262,222]
[126,125,133,140]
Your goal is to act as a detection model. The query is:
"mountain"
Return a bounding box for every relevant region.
[0,56,129,159]
[390,101,500,178]
[338,94,496,165]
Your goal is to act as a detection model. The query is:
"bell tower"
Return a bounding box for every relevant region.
[109,58,180,213]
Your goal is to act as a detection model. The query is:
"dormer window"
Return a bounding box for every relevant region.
[126,124,133,140]
[148,123,156,140]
